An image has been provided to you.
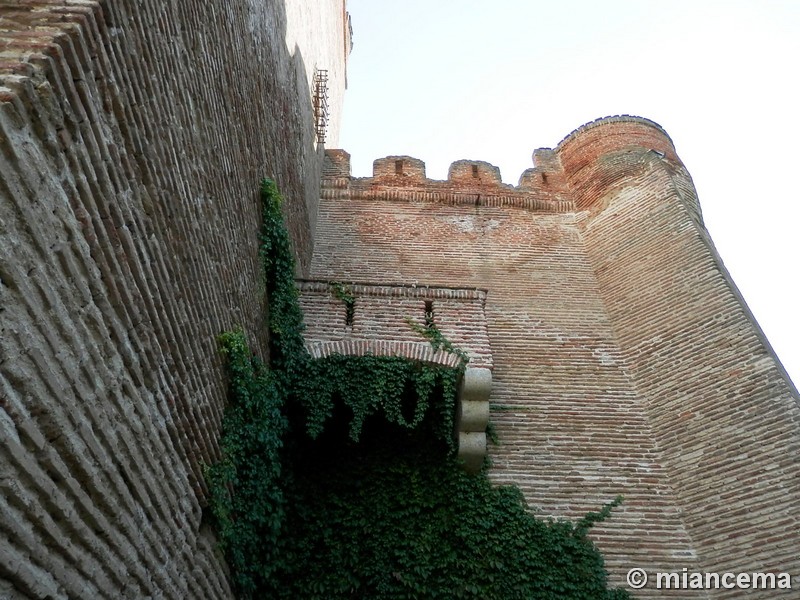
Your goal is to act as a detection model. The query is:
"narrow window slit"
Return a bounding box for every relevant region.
[471,164,479,178]
[345,300,355,326]
[395,160,404,174]
[424,300,435,329]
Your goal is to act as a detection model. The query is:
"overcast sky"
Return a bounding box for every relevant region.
[338,0,800,386]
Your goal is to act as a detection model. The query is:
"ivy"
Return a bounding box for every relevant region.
[206,179,630,599]
[297,354,460,446]
[330,281,356,325]
[273,432,629,599]
[205,330,287,596]
[259,178,307,385]
[406,317,470,365]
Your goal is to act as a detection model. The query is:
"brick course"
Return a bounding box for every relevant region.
[310,117,800,596]
[0,1,347,597]
[1,1,797,597]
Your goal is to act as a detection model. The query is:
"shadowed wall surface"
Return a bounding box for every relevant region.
[0,1,347,597]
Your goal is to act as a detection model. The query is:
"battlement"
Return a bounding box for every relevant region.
[322,149,571,211]
[447,159,503,185]
[373,155,427,180]
[321,116,692,215]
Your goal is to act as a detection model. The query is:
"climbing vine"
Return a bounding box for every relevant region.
[297,353,460,445]
[206,179,630,599]
[205,330,287,596]
[331,281,356,326]
[406,316,470,364]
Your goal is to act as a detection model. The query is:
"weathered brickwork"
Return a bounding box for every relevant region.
[298,280,492,368]
[569,120,800,597]
[310,118,800,596]
[0,1,347,598]
[2,0,797,596]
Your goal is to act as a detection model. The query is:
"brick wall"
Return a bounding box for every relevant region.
[0,1,346,597]
[571,118,800,597]
[310,119,800,595]
[1,1,796,595]
[298,280,492,369]
[312,144,706,596]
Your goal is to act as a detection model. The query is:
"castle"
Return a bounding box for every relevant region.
[1,2,798,598]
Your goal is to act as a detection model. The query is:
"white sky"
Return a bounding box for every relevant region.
[338,0,800,387]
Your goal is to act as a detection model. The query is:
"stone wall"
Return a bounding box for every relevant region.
[310,118,800,596]
[0,1,346,597]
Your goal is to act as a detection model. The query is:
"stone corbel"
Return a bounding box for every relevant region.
[456,367,492,474]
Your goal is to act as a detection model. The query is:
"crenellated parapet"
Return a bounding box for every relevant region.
[321,115,705,220]
[321,149,572,211]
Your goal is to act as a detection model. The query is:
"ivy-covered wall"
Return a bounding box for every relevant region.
[206,180,629,599]
[0,2,347,598]
[310,146,706,592]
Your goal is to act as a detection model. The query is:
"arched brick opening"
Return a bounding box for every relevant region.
[305,340,491,472]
